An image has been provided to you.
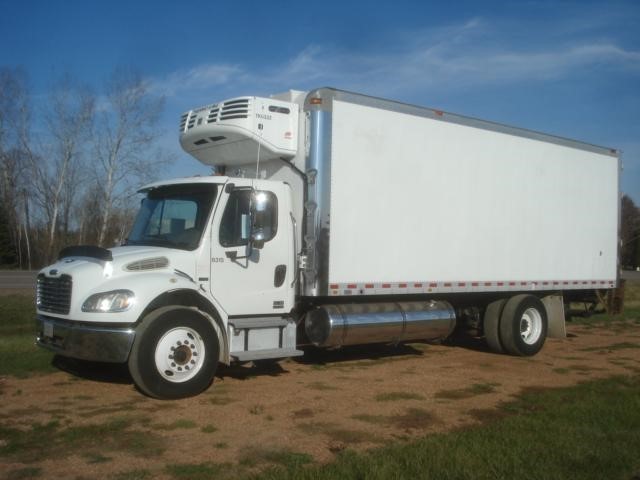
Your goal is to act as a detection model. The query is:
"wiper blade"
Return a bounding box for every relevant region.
[130,238,174,247]
[146,240,174,247]
[124,237,193,250]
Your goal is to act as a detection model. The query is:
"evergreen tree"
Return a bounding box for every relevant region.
[621,195,640,269]
[0,198,17,266]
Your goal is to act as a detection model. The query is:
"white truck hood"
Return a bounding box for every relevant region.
[41,246,195,279]
[37,245,199,323]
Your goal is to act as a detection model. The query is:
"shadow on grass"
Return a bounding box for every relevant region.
[295,343,426,367]
[52,355,132,384]
[216,361,290,381]
[52,353,293,388]
[215,343,428,381]
[441,334,491,353]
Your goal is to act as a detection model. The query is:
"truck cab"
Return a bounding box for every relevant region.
[36,175,300,399]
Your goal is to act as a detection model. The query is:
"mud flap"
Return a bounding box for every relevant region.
[542,294,566,338]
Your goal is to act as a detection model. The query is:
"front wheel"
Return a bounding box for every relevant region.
[128,307,219,399]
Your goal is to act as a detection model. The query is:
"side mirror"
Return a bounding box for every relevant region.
[251,228,265,250]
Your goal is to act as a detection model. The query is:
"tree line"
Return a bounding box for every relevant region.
[0,66,172,269]
[1,65,639,271]
[621,195,640,270]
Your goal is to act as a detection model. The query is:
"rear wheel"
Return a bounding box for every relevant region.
[483,298,506,353]
[499,295,547,356]
[128,307,219,399]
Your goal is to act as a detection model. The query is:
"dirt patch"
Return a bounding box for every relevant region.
[1,322,640,479]
[434,382,499,400]
[0,288,34,297]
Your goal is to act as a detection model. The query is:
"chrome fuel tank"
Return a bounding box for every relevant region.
[304,301,456,347]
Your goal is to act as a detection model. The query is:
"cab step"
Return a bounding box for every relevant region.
[228,316,299,362]
[231,348,304,362]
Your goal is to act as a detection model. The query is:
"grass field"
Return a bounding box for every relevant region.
[245,375,640,480]
[0,294,55,378]
[2,375,639,480]
[1,282,639,479]
[256,283,640,480]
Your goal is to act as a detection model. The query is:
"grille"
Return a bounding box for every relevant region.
[219,98,249,120]
[125,257,169,271]
[37,274,72,315]
[207,107,219,124]
[179,112,189,132]
[187,112,198,129]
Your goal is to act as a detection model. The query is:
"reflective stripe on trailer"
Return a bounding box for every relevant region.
[326,280,616,296]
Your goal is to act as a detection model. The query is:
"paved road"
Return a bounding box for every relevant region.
[622,269,640,281]
[0,270,38,290]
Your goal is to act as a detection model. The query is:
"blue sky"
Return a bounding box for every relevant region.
[2,0,639,203]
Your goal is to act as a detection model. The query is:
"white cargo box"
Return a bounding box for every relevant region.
[315,91,619,296]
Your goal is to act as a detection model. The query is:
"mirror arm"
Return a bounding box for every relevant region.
[224,245,261,262]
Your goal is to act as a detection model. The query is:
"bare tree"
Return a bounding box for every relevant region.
[74,183,103,245]
[94,68,171,247]
[0,67,171,266]
[30,75,94,261]
[0,67,30,267]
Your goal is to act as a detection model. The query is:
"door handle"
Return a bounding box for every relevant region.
[274,265,286,287]
[290,212,297,288]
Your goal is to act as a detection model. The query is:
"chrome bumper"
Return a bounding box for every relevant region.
[36,315,135,363]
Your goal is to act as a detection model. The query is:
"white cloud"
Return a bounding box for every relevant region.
[155,15,640,204]
[152,63,244,97]
[150,17,640,101]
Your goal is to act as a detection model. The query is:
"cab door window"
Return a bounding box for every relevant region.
[219,190,277,247]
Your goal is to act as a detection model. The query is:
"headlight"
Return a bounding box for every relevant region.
[82,290,135,312]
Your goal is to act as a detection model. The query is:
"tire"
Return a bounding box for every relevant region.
[128,307,219,399]
[499,294,548,356]
[484,298,507,353]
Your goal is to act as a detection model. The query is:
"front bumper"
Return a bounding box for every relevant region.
[35,315,136,363]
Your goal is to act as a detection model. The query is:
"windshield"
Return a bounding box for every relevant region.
[125,184,217,250]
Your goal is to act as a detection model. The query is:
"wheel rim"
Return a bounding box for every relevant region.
[520,307,543,345]
[154,327,206,383]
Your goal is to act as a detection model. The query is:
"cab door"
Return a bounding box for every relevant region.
[208,181,295,316]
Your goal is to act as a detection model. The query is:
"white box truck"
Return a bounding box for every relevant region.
[35,88,620,399]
